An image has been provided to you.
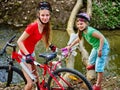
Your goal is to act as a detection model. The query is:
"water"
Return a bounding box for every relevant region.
[0,25,120,78]
[102,30,120,76]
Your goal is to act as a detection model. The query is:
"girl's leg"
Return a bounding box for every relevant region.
[22,63,33,90]
[96,72,103,86]
[20,52,39,90]
[93,72,103,90]
[32,56,40,83]
[23,63,39,90]
[87,48,97,70]
[94,43,110,89]
[32,64,40,83]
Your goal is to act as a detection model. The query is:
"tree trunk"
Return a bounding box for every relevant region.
[77,39,89,66]
[87,0,92,17]
[66,0,83,35]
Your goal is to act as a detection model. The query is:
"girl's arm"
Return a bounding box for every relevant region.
[92,32,104,56]
[67,37,80,50]
[17,31,30,55]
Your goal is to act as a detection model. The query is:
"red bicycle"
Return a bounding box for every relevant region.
[0,35,92,90]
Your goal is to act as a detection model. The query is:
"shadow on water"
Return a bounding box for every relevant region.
[0,25,120,78]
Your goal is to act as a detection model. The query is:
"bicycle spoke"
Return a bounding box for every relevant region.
[48,68,92,90]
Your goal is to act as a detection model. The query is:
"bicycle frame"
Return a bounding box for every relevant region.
[11,50,70,90]
[1,35,78,90]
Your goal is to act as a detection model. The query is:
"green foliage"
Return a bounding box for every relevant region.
[92,0,120,30]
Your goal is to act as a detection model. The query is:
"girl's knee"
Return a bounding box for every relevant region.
[26,82,33,88]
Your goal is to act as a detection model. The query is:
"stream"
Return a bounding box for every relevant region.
[0,25,120,82]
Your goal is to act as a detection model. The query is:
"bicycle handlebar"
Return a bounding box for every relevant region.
[8,35,16,43]
[0,35,16,55]
[56,45,78,59]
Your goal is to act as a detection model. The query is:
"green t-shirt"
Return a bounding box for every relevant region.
[82,26,107,49]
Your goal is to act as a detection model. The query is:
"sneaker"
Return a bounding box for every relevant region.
[86,65,95,70]
[93,84,101,90]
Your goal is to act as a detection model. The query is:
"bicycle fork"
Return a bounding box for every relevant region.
[6,61,14,87]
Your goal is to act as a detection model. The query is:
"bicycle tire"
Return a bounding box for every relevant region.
[0,65,26,87]
[47,68,92,90]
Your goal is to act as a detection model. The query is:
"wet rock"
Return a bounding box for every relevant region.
[0,0,75,29]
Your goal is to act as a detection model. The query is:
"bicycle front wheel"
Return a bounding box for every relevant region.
[0,66,26,88]
[48,68,92,90]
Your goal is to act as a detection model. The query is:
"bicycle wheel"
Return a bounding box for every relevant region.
[0,66,26,87]
[48,68,92,90]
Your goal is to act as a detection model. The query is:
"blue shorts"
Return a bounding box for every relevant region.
[18,51,35,62]
[88,42,110,72]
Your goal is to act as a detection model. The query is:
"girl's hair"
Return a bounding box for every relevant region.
[43,22,52,48]
[36,1,52,48]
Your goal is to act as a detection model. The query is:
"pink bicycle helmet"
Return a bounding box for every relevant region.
[76,13,90,22]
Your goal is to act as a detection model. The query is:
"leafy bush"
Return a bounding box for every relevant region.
[91,0,120,30]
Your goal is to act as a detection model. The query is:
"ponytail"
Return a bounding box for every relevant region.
[43,22,52,48]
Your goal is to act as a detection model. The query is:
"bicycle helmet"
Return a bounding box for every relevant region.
[37,1,52,12]
[76,13,90,22]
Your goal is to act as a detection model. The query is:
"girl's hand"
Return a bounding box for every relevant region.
[65,45,71,51]
[61,46,71,57]
[49,44,56,52]
[25,54,34,64]
[98,50,102,57]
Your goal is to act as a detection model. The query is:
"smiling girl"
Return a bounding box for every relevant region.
[66,13,110,90]
[17,1,54,90]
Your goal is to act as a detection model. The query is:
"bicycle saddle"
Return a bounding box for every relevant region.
[39,52,57,62]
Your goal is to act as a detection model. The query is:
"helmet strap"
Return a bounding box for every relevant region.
[38,17,48,25]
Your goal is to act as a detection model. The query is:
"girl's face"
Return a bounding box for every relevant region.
[76,18,87,31]
[39,9,51,23]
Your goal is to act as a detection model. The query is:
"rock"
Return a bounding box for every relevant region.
[0,0,75,29]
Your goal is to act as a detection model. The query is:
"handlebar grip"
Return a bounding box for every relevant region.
[0,35,16,55]
[61,48,69,57]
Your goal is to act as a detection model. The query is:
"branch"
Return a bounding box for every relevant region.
[87,0,92,17]
[66,0,83,35]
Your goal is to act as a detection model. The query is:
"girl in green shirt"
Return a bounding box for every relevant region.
[67,13,110,90]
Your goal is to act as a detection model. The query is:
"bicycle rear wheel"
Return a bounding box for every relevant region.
[48,68,92,90]
[0,66,26,88]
